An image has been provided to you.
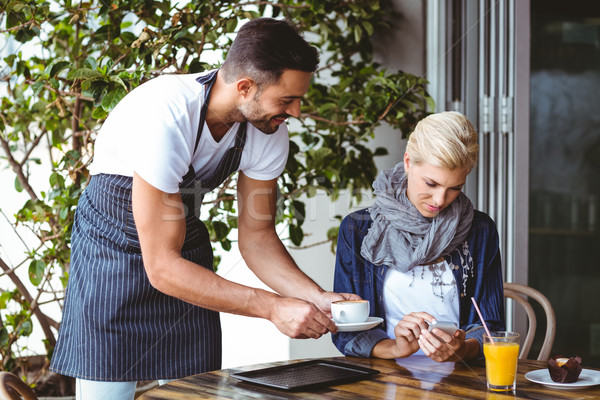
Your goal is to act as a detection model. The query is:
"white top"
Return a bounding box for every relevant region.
[383,260,460,346]
[90,72,289,193]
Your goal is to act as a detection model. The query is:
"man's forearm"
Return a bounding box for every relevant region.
[240,228,324,302]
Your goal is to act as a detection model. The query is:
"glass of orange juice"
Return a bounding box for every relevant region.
[483,331,520,391]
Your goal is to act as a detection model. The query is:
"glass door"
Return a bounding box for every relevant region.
[529,0,600,367]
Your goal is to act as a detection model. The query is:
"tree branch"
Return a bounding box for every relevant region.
[288,238,334,250]
[238,1,310,9]
[0,135,38,201]
[20,130,47,165]
[0,18,48,34]
[301,113,367,126]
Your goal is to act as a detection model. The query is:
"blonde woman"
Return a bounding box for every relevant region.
[332,111,505,362]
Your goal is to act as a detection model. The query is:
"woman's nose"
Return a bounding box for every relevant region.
[432,190,446,206]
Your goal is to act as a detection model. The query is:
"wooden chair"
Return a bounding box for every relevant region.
[503,282,556,361]
[0,372,38,400]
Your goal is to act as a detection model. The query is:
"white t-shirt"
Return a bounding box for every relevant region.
[383,261,460,345]
[90,72,289,193]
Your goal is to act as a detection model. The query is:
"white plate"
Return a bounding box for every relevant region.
[334,317,383,332]
[525,368,600,390]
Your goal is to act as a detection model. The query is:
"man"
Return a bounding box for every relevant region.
[50,18,357,399]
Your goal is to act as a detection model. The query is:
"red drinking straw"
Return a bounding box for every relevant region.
[471,297,495,344]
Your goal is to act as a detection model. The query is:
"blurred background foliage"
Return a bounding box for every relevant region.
[0,0,431,374]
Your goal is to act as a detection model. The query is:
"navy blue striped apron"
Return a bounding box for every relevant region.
[50,71,248,381]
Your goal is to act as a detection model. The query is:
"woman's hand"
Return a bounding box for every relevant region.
[417,328,478,362]
[393,312,434,356]
[371,311,433,359]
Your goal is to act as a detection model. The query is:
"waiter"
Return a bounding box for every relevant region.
[50,17,357,399]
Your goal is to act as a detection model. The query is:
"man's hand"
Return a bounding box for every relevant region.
[269,296,338,338]
[312,292,363,318]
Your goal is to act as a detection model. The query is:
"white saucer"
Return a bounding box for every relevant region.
[525,368,600,389]
[334,317,383,332]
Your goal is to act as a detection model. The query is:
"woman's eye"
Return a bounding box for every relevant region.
[425,181,436,187]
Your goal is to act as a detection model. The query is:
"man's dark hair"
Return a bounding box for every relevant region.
[221,18,319,88]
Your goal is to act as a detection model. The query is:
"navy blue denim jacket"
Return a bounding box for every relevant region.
[332,208,506,359]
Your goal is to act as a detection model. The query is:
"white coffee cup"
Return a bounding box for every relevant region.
[331,300,369,324]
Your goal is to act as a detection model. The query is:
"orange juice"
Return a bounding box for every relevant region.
[484,342,520,389]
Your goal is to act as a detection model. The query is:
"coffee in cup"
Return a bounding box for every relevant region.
[331,299,369,324]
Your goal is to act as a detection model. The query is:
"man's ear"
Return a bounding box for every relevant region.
[236,78,255,98]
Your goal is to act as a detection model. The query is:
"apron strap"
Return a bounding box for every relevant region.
[193,70,219,154]
[182,70,249,217]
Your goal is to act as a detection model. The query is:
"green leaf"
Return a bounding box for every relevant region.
[338,93,353,109]
[17,320,33,336]
[109,75,128,90]
[212,221,229,240]
[289,225,304,246]
[213,255,221,272]
[49,172,65,189]
[227,215,238,229]
[0,291,12,309]
[84,55,98,70]
[14,176,23,192]
[354,26,362,43]
[59,207,69,221]
[67,68,102,80]
[426,95,436,112]
[362,21,374,36]
[292,200,306,225]
[31,80,45,96]
[373,147,388,156]
[92,106,108,119]
[318,103,337,115]
[220,239,232,251]
[327,226,339,241]
[49,61,71,78]
[29,259,45,286]
[101,87,127,111]
[226,19,238,32]
[0,328,8,347]
[309,147,333,165]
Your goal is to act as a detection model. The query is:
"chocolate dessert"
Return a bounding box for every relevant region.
[547,355,583,383]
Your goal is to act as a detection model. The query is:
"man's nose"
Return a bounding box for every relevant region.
[286,99,301,118]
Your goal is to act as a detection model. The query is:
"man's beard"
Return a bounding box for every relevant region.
[238,99,288,134]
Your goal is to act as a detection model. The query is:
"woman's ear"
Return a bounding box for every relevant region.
[403,152,410,173]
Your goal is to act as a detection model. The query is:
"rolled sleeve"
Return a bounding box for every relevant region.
[337,329,389,357]
[464,324,486,358]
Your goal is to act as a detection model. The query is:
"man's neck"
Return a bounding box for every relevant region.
[204,73,244,141]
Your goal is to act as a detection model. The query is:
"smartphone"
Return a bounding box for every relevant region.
[428,320,458,342]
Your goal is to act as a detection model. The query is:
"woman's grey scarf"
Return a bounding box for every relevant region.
[360,163,474,272]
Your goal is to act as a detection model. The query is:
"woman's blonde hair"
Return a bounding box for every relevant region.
[406,111,479,171]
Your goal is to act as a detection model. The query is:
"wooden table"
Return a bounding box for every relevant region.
[138,356,600,399]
